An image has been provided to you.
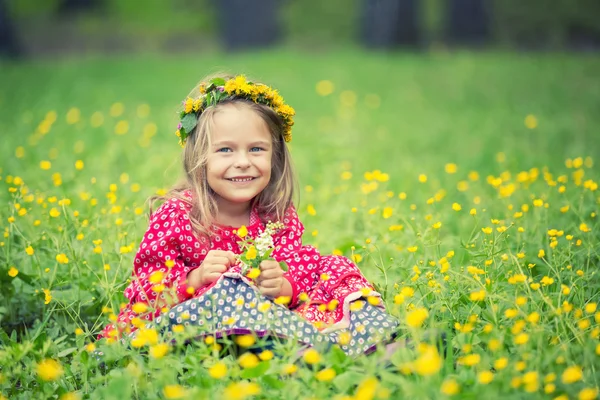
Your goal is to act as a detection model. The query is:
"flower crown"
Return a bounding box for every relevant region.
[175,75,295,146]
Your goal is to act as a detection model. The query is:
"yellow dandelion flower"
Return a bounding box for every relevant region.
[163,385,186,399]
[8,267,18,277]
[236,225,248,238]
[316,368,336,382]
[579,388,599,400]
[478,371,494,384]
[458,353,481,366]
[246,268,261,280]
[235,334,255,348]
[562,366,583,384]
[406,308,428,328]
[237,352,259,369]
[37,359,64,381]
[303,348,321,364]
[246,246,257,260]
[441,379,460,395]
[209,362,227,379]
[414,345,442,376]
[282,364,298,375]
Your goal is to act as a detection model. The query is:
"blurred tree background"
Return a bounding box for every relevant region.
[2,0,600,57]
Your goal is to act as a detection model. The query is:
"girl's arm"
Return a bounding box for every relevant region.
[100,199,206,338]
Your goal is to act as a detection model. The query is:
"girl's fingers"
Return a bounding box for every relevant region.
[209,256,231,267]
[258,278,282,289]
[226,251,237,265]
[259,260,279,270]
[259,268,282,280]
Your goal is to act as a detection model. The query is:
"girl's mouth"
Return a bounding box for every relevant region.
[227,177,256,182]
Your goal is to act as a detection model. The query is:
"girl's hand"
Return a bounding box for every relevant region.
[257,259,285,298]
[188,250,236,289]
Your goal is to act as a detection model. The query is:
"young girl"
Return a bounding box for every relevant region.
[100,74,400,357]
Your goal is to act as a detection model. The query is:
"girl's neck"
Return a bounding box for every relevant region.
[215,200,251,227]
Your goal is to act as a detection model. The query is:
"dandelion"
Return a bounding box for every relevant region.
[579,388,599,400]
[149,343,169,358]
[43,289,52,304]
[445,163,457,174]
[406,308,428,328]
[579,223,591,232]
[382,207,393,219]
[246,268,261,279]
[8,267,18,277]
[354,377,379,400]
[316,368,336,382]
[235,334,255,348]
[237,353,259,369]
[282,364,298,375]
[452,203,462,211]
[541,276,554,286]
[441,379,460,395]
[494,358,508,370]
[413,345,442,376]
[478,371,494,384]
[236,225,248,238]
[527,312,540,324]
[209,362,227,379]
[514,333,529,345]
[458,353,481,366]
[562,366,583,384]
[585,303,597,314]
[303,348,321,364]
[470,289,486,302]
[149,271,164,284]
[246,246,258,260]
[37,359,64,381]
[163,385,186,399]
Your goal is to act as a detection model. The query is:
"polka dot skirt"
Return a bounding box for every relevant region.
[154,277,400,356]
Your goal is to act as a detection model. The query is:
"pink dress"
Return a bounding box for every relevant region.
[100,194,388,340]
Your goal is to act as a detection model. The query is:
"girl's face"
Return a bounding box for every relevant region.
[207,104,272,215]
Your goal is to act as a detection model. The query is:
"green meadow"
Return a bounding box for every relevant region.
[1,49,599,399]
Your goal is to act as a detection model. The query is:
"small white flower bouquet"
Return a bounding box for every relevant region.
[235,222,288,279]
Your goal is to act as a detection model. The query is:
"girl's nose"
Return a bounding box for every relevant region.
[234,153,251,168]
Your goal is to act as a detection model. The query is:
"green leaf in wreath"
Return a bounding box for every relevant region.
[181,113,197,134]
[210,77,226,87]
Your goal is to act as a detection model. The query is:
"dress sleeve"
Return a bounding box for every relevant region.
[272,205,320,308]
[99,199,205,339]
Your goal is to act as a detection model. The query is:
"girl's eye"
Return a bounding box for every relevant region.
[217,147,232,153]
[250,147,264,152]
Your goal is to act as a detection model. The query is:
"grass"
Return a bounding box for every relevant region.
[0,48,599,399]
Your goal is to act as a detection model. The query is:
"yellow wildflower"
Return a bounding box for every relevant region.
[236,225,248,238]
[37,359,64,381]
[246,246,257,260]
[406,308,428,328]
[562,366,583,384]
[316,368,336,382]
[208,362,227,379]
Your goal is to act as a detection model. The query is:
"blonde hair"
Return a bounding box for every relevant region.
[150,73,298,238]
